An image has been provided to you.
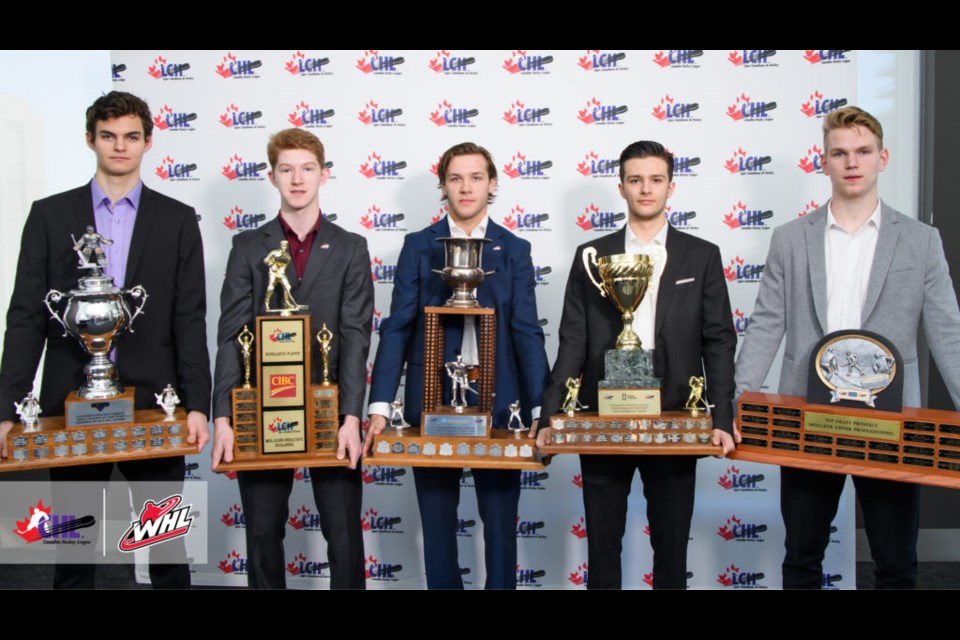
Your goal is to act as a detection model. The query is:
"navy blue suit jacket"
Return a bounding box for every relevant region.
[369,218,549,428]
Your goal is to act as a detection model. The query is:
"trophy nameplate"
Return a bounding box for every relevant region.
[597,389,662,416]
[65,389,135,427]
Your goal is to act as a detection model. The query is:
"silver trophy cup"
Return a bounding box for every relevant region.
[432,237,493,308]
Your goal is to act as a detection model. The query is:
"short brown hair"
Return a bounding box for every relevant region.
[267,128,325,170]
[86,91,153,139]
[822,106,884,151]
[437,142,497,204]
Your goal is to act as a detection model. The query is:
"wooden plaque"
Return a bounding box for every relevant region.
[538,411,722,456]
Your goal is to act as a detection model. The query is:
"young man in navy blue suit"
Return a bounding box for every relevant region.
[364,143,550,589]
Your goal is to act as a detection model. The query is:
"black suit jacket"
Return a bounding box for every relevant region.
[0,183,211,421]
[212,216,373,421]
[541,225,736,433]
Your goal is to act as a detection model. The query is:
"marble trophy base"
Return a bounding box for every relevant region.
[598,349,662,416]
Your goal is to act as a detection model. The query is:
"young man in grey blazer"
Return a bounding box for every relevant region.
[735,106,960,588]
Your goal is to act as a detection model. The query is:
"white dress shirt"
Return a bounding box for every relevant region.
[825,199,881,333]
[624,221,669,351]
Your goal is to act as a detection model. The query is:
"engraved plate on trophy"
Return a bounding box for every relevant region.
[262,408,307,454]
[260,318,306,363]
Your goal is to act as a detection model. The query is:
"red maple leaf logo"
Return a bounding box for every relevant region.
[287,506,309,530]
[717,515,741,540]
[285,51,304,75]
[570,517,587,539]
[154,155,174,180]
[222,154,242,180]
[288,100,309,127]
[219,550,241,573]
[804,50,821,64]
[153,104,172,130]
[286,552,307,575]
[652,51,670,68]
[642,572,654,587]
[361,468,375,484]
[429,100,453,127]
[727,93,749,121]
[361,507,378,531]
[578,50,598,70]
[578,97,601,124]
[728,51,744,65]
[717,564,739,587]
[567,563,588,586]
[216,52,237,78]
[572,474,583,488]
[503,50,524,74]
[365,555,378,579]
[356,51,376,74]
[147,55,166,79]
[427,51,445,73]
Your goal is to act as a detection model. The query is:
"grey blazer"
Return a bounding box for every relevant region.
[734,203,960,411]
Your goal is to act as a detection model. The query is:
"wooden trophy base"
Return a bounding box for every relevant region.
[538,411,722,456]
[368,426,545,470]
[731,391,960,488]
[2,406,197,472]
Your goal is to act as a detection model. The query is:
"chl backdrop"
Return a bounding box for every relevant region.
[112,49,856,589]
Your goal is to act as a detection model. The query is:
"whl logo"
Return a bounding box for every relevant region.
[359,152,406,180]
[358,100,403,127]
[568,563,589,587]
[717,564,766,589]
[287,553,329,577]
[578,97,627,125]
[503,152,552,180]
[371,257,396,283]
[652,50,703,68]
[503,50,553,74]
[221,154,267,181]
[356,50,404,75]
[360,204,406,231]
[267,417,298,433]
[725,148,773,175]
[147,55,191,80]
[502,100,551,127]
[285,51,330,76]
[361,507,402,533]
[723,201,773,230]
[118,495,193,552]
[219,103,263,129]
[221,504,245,528]
[724,256,764,283]
[718,464,765,490]
[798,145,824,174]
[222,206,265,231]
[13,500,94,543]
[428,50,476,74]
[218,550,247,574]
[269,327,296,342]
[216,52,262,79]
[728,50,778,67]
[365,555,402,581]
[429,100,478,127]
[727,93,776,121]
[502,205,549,232]
[801,90,848,118]
[288,505,322,531]
[804,50,851,65]
[798,200,820,218]
[154,156,197,182]
[269,373,297,398]
[361,466,406,485]
[578,50,627,72]
[570,516,587,539]
[651,94,699,121]
[665,205,698,230]
[717,515,768,541]
[152,104,196,131]
[576,151,619,178]
[288,101,334,128]
[577,203,624,231]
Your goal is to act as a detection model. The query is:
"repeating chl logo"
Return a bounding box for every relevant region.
[294,467,311,482]
[570,516,587,539]
[797,200,820,218]
[288,505,322,531]
[457,518,477,538]
[285,51,331,76]
[365,555,402,581]
[286,553,330,578]
[287,101,334,129]
[578,97,627,125]
[732,308,751,338]
[152,104,197,132]
[804,49,852,65]
[572,473,583,488]
[360,204,406,231]
[725,148,773,175]
[359,152,407,180]
[516,564,546,588]
[184,462,202,480]
[219,103,263,129]
[652,50,704,68]
[651,95,700,122]
[718,464,765,490]
[823,572,844,589]
[643,570,693,588]
[798,145,824,174]
[800,91,849,118]
[356,50,404,75]
[502,205,550,232]
[269,373,297,398]
[13,500,94,544]
[534,265,552,286]
[577,204,625,231]
[267,416,298,433]
[724,256,764,283]
[503,100,551,127]
[578,50,627,72]
[669,149,701,177]
[664,205,698,230]
[717,515,768,542]
[154,156,198,182]
[361,465,406,485]
[723,201,773,230]
[717,564,766,589]
[429,100,479,128]
[568,563,589,587]
[218,550,247,575]
[502,152,553,180]
[222,154,267,182]
[215,52,262,79]
[362,508,403,534]
[520,470,549,490]
[222,206,266,232]
[460,469,475,488]
[428,50,477,74]
[112,63,126,81]
[147,55,192,80]
[503,50,554,74]
[358,100,404,127]
[118,495,193,552]
[371,257,396,284]
[371,308,382,333]
[269,327,297,343]
[220,503,245,528]
[728,50,778,67]
[431,205,447,225]
[727,93,777,121]
[576,151,619,178]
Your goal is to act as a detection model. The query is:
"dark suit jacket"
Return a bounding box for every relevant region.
[213,216,373,421]
[541,225,736,433]
[368,217,549,428]
[0,182,211,421]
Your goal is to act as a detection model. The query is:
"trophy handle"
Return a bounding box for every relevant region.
[431,268,444,276]
[125,285,149,332]
[582,247,606,297]
[43,290,69,336]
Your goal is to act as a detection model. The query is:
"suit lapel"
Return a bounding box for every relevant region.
[297,216,335,301]
[655,225,684,338]
[481,221,504,280]
[75,183,97,233]
[804,207,829,334]
[124,184,155,286]
[861,203,900,322]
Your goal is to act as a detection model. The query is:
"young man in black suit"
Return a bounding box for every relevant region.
[538,141,738,589]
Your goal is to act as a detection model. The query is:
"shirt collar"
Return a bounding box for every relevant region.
[278,211,322,242]
[448,214,488,239]
[91,179,143,212]
[625,219,669,249]
[827,198,882,234]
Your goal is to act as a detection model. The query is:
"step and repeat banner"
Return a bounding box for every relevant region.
[112,49,857,589]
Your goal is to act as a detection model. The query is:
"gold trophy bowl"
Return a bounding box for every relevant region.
[583,249,661,350]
